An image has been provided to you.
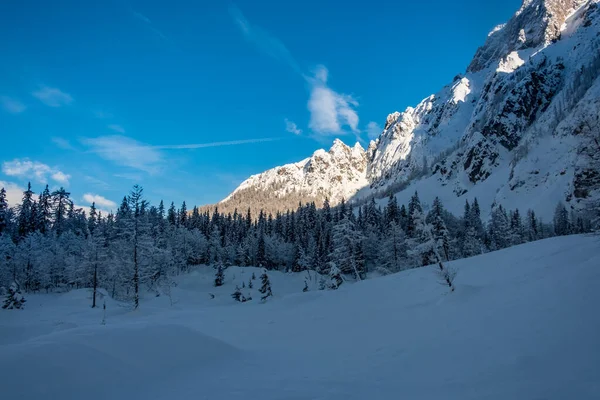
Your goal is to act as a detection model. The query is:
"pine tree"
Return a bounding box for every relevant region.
[526,209,538,242]
[328,263,343,289]
[127,185,150,310]
[88,202,98,235]
[429,197,450,261]
[384,193,399,226]
[34,185,52,234]
[379,222,408,273]
[408,208,456,291]
[167,202,177,226]
[17,182,35,238]
[51,187,71,236]
[179,201,188,227]
[3,281,26,309]
[553,202,570,236]
[231,285,242,302]
[0,187,8,235]
[214,263,224,287]
[406,191,423,238]
[256,231,267,268]
[258,269,273,301]
[489,205,511,250]
[248,278,253,288]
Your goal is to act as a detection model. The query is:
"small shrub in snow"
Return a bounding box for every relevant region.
[214,264,225,287]
[3,281,26,310]
[303,279,309,292]
[328,263,343,290]
[231,285,243,302]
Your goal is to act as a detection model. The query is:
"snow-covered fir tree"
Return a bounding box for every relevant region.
[0,182,591,305]
[258,269,273,301]
[3,281,26,309]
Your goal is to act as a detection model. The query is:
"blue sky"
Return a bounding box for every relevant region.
[0,0,520,212]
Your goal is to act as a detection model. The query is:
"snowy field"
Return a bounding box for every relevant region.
[1,234,599,400]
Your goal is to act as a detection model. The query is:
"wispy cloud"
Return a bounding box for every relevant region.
[82,135,163,174]
[1,96,26,114]
[32,85,73,107]
[83,135,280,175]
[229,5,302,75]
[366,121,382,140]
[82,193,117,209]
[132,11,151,24]
[132,10,167,40]
[2,159,71,185]
[229,6,360,138]
[52,137,76,150]
[84,175,111,190]
[114,172,143,181]
[153,137,280,149]
[94,110,113,119]
[284,118,302,135]
[108,124,126,133]
[307,65,359,135]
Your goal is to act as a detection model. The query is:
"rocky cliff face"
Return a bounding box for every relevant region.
[220,0,600,220]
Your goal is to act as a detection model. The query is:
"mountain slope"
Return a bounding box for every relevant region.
[2,234,599,399]
[218,0,600,221]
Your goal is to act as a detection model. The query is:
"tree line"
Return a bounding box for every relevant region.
[0,182,592,309]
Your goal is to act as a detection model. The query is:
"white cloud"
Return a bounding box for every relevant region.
[366,121,382,140]
[284,119,302,135]
[108,124,126,133]
[51,171,71,184]
[32,85,73,107]
[82,193,117,209]
[2,159,70,185]
[83,135,163,174]
[307,65,359,135]
[0,96,26,113]
[0,181,27,206]
[229,5,302,75]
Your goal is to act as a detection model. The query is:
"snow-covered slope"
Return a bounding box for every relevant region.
[222,139,368,205]
[2,234,599,399]
[220,0,600,221]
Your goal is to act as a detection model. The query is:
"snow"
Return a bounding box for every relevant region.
[1,234,599,399]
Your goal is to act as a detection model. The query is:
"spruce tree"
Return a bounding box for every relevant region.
[231,285,242,302]
[17,182,35,238]
[3,281,26,309]
[214,263,225,287]
[0,187,8,234]
[406,191,423,238]
[258,269,273,301]
[553,202,570,236]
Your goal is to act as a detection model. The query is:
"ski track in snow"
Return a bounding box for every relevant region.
[1,235,599,399]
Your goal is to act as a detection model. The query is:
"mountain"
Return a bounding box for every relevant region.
[219,0,600,220]
[215,139,367,216]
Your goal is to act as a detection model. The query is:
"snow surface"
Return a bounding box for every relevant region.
[1,235,599,399]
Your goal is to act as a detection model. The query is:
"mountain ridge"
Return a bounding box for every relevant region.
[216,0,600,221]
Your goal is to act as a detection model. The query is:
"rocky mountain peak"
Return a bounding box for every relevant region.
[468,0,588,72]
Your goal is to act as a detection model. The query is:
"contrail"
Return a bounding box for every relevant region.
[152,137,281,149]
